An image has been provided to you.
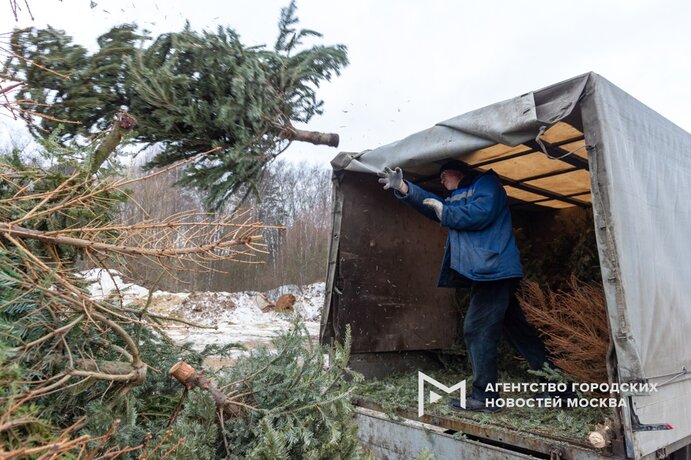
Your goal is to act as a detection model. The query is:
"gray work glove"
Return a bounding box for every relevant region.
[377,166,405,192]
[423,198,443,220]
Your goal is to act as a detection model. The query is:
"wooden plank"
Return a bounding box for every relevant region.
[525,169,591,196]
[335,172,458,353]
[497,174,590,207]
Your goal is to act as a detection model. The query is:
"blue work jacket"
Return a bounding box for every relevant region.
[396,170,523,287]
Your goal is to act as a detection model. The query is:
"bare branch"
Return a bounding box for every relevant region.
[0,221,263,258]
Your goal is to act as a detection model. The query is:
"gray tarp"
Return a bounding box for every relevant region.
[330,73,691,458]
[330,74,588,177]
[582,75,691,458]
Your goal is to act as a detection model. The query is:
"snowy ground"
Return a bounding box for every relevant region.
[81,269,324,364]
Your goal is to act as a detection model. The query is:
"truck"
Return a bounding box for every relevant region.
[320,73,691,459]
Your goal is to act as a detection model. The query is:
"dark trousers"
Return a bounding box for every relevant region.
[463,278,550,401]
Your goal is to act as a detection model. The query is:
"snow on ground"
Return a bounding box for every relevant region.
[81,268,150,302]
[79,269,325,363]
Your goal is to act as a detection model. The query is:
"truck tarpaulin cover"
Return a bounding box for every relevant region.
[327,73,691,458]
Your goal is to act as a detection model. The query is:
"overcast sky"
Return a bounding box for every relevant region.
[2,0,691,166]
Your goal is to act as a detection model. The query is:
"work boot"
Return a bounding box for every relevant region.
[449,397,502,413]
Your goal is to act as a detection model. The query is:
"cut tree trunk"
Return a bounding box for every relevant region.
[89,111,137,174]
[588,424,612,449]
[282,127,339,147]
[169,361,248,416]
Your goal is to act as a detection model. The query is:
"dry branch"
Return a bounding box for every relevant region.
[518,276,610,383]
[0,146,266,277]
[0,418,180,459]
[0,29,271,459]
[0,222,261,257]
[0,82,22,95]
[72,358,147,385]
[0,146,268,402]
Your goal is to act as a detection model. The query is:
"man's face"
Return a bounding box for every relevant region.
[440,169,464,191]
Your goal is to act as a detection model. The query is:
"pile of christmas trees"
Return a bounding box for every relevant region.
[1,3,370,458]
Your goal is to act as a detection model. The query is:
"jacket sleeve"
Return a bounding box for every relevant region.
[440,175,505,230]
[395,181,443,222]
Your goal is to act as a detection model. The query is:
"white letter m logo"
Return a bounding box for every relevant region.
[418,371,466,417]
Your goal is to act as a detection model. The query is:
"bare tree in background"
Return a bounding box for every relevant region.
[121,157,333,292]
[267,162,333,287]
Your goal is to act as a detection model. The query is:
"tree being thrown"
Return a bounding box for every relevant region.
[4,1,348,208]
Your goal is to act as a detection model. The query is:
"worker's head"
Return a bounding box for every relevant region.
[439,160,469,191]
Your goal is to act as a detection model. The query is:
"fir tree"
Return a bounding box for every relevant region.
[164,323,369,459]
[5,1,348,208]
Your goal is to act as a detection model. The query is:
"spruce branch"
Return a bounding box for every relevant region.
[0,142,268,402]
[5,5,348,208]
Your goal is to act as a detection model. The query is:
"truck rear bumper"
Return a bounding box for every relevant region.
[355,406,618,460]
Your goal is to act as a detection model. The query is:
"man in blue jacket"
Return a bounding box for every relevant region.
[378,160,552,412]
